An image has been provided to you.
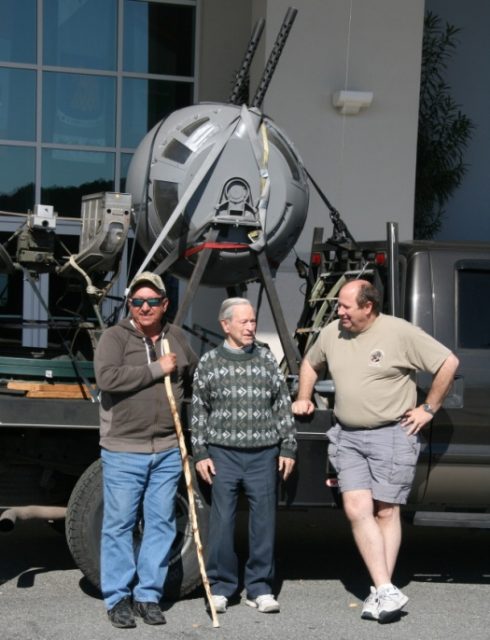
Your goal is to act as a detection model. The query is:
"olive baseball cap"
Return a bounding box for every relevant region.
[128,271,166,296]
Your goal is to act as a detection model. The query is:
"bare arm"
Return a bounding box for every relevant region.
[291,357,319,416]
[402,353,460,434]
[425,353,460,410]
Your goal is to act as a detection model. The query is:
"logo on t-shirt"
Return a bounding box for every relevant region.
[369,349,384,366]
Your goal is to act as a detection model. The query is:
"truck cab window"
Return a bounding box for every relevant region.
[457,266,490,349]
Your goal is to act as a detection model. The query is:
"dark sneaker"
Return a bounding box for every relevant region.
[107,596,136,628]
[133,601,167,625]
[377,585,408,623]
[361,586,379,620]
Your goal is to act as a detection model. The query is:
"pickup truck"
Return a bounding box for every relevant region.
[0,223,489,599]
[288,227,490,529]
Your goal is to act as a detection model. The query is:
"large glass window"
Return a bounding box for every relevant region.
[120,152,134,192]
[122,77,193,148]
[0,0,36,64]
[458,267,490,349]
[43,72,116,148]
[41,149,114,217]
[0,146,35,213]
[124,0,195,76]
[0,0,196,346]
[43,0,117,71]
[0,68,36,141]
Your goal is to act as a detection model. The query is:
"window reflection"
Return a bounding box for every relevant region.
[0,146,35,213]
[122,78,193,148]
[43,72,116,147]
[0,69,36,141]
[121,153,134,192]
[0,0,196,343]
[0,0,36,64]
[124,0,195,76]
[43,0,117,70]
[41,149,114,217]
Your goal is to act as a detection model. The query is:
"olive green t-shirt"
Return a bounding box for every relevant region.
[307,314,452,428]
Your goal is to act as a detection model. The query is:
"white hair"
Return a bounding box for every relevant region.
[218,297,254,322]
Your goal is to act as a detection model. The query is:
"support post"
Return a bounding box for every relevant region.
[255,250,300,375]
[173,228,221,326]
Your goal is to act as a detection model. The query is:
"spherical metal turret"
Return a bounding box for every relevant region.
[126,103,309,286]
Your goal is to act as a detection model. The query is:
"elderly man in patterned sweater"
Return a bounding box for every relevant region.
[191,297,296,615]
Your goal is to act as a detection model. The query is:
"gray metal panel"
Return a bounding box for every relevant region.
[405,249,434,335]
[0,396,99,429]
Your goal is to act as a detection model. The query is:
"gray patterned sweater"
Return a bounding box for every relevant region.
[191,343,297,462]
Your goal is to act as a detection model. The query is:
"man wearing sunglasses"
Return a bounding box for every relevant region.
[94,271,197,629]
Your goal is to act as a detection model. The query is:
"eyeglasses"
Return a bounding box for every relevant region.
[130,297,164,308]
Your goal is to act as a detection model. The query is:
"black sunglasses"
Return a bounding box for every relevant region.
[130,297,164,308]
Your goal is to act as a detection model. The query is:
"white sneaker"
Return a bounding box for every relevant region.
[377,585,408,623]
[245,594,280,613]
[209,595,228,614]
[361,586,379,620]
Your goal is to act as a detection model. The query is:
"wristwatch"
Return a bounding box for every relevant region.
[422,403,435,416]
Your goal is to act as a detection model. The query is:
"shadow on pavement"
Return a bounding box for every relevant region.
[235,507,490,601]
[1,508,489,605]
[0,520,75,588]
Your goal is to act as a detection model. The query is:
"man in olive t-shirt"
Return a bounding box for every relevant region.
[292,280,459,623]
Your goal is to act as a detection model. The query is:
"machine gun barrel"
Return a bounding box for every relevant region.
[229,18,265,105]
[251,6,297,109]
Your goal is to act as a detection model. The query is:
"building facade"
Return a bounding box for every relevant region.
[1,0,429,354]
[0,0,198,348]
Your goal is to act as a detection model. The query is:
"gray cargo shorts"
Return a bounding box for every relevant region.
[326,421,421,504]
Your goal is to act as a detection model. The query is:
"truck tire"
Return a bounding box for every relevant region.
[65,458,210,599]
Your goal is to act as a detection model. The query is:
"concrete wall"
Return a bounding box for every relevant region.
[425,0,490,242]
[259,0,424,249]
[198,0,252,103]
[200,0,425,246]
[192,0,426,357]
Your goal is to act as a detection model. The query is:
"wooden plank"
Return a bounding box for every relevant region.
[26,390,90,399]
[7,381,96,399]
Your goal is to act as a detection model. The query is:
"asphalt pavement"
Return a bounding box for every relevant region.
[0,508,489,640]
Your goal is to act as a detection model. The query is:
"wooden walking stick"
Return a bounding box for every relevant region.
[162,339,220,628]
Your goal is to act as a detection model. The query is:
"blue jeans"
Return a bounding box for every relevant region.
[100,447,182,610]
[206,445,279,599]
